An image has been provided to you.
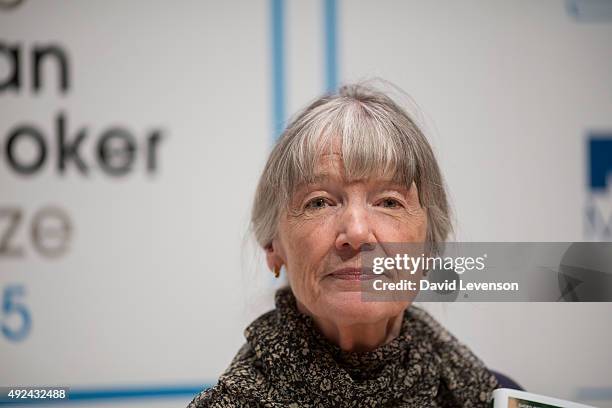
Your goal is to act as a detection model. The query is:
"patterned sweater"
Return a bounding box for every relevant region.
[188,287,499,407]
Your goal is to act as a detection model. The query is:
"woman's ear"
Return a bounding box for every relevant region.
[265,240,284,271]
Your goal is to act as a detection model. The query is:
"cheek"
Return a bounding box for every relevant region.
[409,212,428,242]
[372,211,428,242]
[282,215,337,296]
[286,217,331,262]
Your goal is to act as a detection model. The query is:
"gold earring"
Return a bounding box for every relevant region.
[273,266,281,278]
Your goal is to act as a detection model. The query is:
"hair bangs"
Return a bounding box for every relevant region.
[283,100,418,200]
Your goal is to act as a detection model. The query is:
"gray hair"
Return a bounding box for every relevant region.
[251,82,452,254]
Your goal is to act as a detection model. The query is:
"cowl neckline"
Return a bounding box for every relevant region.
[244,287,444,405]
[276,287,411,381]
[189,287,499,407]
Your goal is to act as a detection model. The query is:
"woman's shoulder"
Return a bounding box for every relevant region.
[407,304,499,394]
[186,383,240,408]
[186,342,268,408]
[407,304,483,362]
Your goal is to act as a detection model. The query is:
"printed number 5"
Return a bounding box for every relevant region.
[2,285,31,342]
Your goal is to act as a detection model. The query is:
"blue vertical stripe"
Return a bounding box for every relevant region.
[324,0,339,92]
[271,0,286,140]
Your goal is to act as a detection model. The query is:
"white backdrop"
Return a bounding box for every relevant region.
[1,1,611,407]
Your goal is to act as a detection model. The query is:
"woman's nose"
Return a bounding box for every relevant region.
[335,204,375,252]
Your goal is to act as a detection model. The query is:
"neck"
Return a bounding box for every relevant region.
[296,301,404,352]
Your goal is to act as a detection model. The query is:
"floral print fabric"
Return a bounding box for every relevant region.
[188,287,498,407]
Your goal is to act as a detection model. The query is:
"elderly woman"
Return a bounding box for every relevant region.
[188,83,499,407]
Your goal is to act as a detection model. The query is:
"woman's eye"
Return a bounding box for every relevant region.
[305,197,330,210]
[378,198,401,208]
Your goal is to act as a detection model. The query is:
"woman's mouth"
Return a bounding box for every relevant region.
[329,267,377,281]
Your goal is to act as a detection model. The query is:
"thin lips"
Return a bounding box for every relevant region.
[330,267,375,276]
